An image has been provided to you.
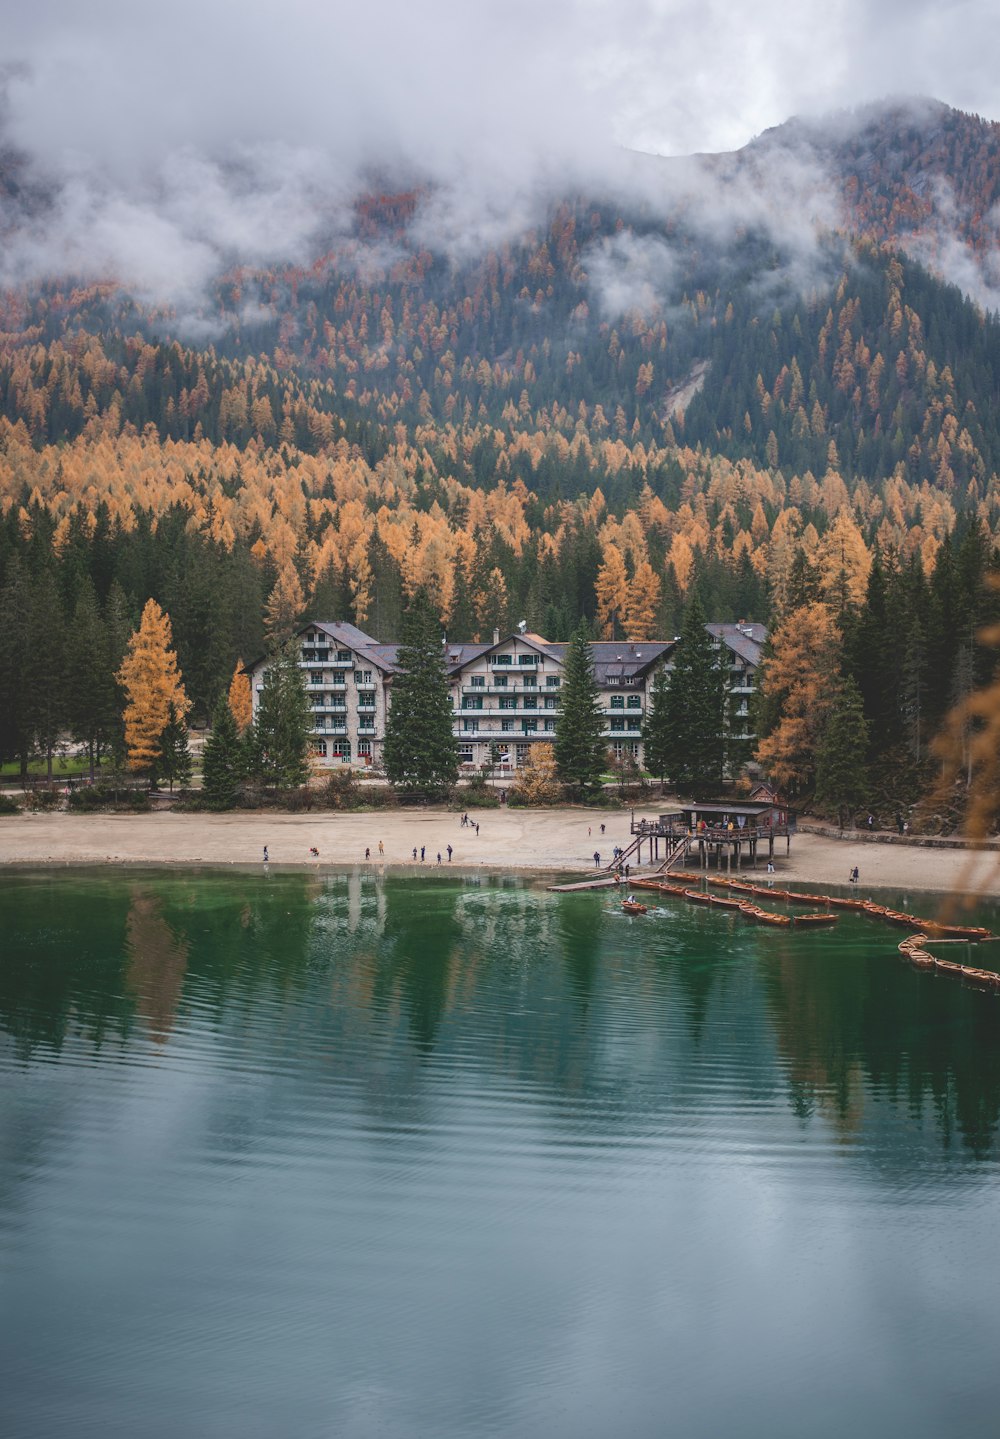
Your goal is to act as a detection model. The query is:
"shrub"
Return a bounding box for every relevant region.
[0,792,20,815]
[23,788,62,811]
[68,784,150,813]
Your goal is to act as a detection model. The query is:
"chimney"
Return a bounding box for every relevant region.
[493,628,500,644]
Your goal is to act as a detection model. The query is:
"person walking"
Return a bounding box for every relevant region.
[594,851,601,867]
[412,847,417,861]
[867,814,874,831]
[600,823,606,835]
[437,852,442,864]
[420,845,425,861]
[474,822,479,836]
[263,846,269,864]
[365,847,371,861]
[447,844,453,861]
[850,866,859,884]
[378,840,384,857]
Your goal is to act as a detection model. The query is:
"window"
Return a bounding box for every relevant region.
[627,696,642,709]
[521,720,538,733]
[332,739,351,758]
[463,719,478,733]
[358,740,372,757]
[336,650,351,663]
[544,697,558,710]
[518,655,537,666]
[499,696,517,709]
[522,675,537,688]
[470,675,485,688]
[516,744,530,764]
[494,675,508,688]
[501,719,513,733]
[610,718,625,731]
[544,719,554,731]
[546,677,560,687]
[310,672,323,685]
[462,696,483,710]
[493,654,512,666]
[610,695,625,709]
[458,746,475,765]
[311,740,328,757]
[354,670,372,684]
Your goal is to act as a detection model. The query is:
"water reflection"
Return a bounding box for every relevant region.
[1,870,999,1164]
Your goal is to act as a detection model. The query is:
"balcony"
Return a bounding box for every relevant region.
[311,702,347,714]
[358,722,376,735]
[313,720,348,735]
[357,700,377,712]
[355,681,376,692]
[300,649,330,663]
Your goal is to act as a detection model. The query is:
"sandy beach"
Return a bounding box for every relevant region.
[1,806,997,897]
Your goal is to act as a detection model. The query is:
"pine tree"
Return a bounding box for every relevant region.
[117,600,189,778]
[65,577,119,778]
[157,702,193,791]
[383,589,458,795]
[201,695,245,808]
[249,641,312,790]
[642,660,672,791]
[554,622,606,797]
[656,594,726,796]
[815,677,869,829]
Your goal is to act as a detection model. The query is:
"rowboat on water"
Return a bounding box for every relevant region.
[621,899,648,915]
[794,912,838,927]
[684,889,714,906]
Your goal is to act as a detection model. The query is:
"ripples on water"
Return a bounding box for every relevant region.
[2,869,1000,1439]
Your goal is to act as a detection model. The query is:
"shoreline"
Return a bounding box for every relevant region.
[1,808,998,899]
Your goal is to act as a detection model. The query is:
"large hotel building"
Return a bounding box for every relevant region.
[246,621,765,776]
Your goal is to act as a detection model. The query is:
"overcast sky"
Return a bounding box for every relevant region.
[2,0,998,315]
[4,0,997,173]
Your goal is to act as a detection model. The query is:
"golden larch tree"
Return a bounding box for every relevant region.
[228,660,253,733]
[595,543,628,638]
[624,561,661,640]
[755,602,842,793]
[117,600,189,774]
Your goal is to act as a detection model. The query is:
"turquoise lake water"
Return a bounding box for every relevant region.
[2,868,1000,1438]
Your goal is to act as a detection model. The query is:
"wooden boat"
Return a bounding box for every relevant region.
[794,912,838,927]
[710,895,744,910]
[739,903,791,927]
[621,899,648,915]
[921,920,994,941]
[684,889,714,906]
[961,966,1000,988]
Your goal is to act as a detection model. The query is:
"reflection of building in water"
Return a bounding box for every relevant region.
[124,890,190,1043]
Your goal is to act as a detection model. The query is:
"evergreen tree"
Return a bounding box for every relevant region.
[65,577,119,778]
[815,676,869,829]
[0,557,33,776]
[157,703,193,791]
[24,567,67,781]
[642,660,672,790]
[554,622,606,797]
[250,641,312,790]
[383,589,458,795]
[657,594,726,796]
[202,695,246,809]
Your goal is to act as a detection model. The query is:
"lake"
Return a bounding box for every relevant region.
[2,868,999,1438]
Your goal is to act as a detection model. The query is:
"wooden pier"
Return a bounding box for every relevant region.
[625,802,795,875]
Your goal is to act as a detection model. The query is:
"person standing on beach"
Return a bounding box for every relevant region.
[263,846,269,863]
[437,852,442,864]
[365,847,370,861]
[447,844,453,861]
[378,841,384,857]
[594,851,601,867]
[420,846,425,861]
[412,847,417,861]
[475,822,479,836]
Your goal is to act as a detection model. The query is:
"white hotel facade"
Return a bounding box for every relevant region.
[246,620,766,776]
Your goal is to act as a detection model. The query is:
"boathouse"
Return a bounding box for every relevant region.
[627,801,795,873]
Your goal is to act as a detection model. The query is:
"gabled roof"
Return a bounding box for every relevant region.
[543,639,674,685]
[706,622,767,667]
